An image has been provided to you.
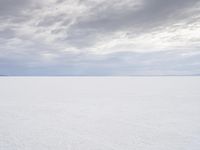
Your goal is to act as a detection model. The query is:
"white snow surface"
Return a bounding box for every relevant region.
[0,77,200,150]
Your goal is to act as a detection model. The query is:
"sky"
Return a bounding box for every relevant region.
[0,0,200,76]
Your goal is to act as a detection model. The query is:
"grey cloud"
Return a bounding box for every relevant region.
[37,14,67,27]
[65,0,199,47]
[65,29,98,48]
[56,0,65,4]
[0,28,15,39]
[2,0,198,48]
[0,0,30,17]
[0,0,200,76]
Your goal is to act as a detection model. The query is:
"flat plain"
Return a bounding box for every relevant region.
[0,77,200,150]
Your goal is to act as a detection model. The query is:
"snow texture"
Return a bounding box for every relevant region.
[0,77,200,150]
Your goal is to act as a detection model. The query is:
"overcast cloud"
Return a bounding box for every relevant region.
[0,0,200,75]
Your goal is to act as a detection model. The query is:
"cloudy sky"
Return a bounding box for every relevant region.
[0,0,200,75]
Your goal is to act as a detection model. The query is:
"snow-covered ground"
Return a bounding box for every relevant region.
[0,77,200,150]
